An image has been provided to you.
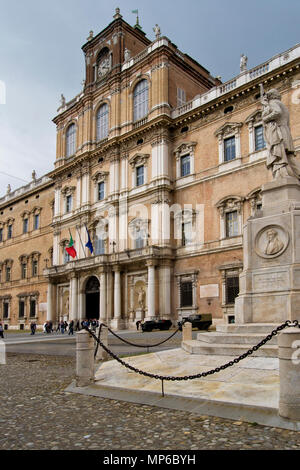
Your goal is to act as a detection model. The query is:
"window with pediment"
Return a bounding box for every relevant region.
[216,196,243,239]
[61,186,76,214]
[245,110,266,154]
[129,154,149,189]
[174,142,196,180]
[92,172,108,202]
[215,123,242,164]
[174,209,198,247]
[246,188,262,216]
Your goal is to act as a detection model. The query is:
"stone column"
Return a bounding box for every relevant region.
[76,329,94,387]
[159,262,171,320]
[146,260,157,320]
[278,327,300,421]
[110,266,123,329]
[46,281,53,322]
[99,269,107,322]
[70,274,78,321]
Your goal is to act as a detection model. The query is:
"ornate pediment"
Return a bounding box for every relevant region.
[61,186,76,196]
[129,153,149,168]
[216,196,244,217]
[214,122,243,138]
[174,142,197,158]
[92,171,109,183]
[245,109,262,126]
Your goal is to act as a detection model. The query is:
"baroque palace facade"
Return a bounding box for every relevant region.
[1,9,300,329]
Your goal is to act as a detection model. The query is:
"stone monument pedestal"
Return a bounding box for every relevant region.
[235,176,300,324]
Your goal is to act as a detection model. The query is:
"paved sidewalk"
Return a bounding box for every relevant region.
[1,353,300,450]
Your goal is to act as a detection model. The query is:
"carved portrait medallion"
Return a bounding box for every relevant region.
[254,225,289,259]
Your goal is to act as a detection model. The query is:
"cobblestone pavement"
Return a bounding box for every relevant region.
[0,353,299,450]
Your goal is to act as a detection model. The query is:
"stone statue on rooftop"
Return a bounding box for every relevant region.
[153,24,161,40]
[261,88,300,180]
[32,170,36,181]
[240,54,248,72]
[6,184,11,194]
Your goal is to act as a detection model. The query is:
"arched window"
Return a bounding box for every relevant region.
[96,104,109,140]
[66,123,76,157]
[133,80,149,122]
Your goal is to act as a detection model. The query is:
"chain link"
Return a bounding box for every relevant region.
[85,320,299,383]
[98,322,180,349]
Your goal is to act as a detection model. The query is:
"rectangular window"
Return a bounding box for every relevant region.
[177,88,186,107]
[226,211,238,237]
[6,267,11,282]
[19,300,25,319]
[224,136,236,161]
[0,228,3,241]
[254,125,265,151]
[34,214,39,230]
[32,260,38,277]
[7,225,12,239]
[182,221,192,246]
[98,182,105,201]
[23,219,28,234]
[3,302,9,319]
[181,155,190,177]
[95,237,105,255]
[226,276,239,304]
[135,233,144,249]
[30,300,36,318]
[66,195,72,213]
[180,282,193,307]
[136,166,144,187]
[21,263,27,279]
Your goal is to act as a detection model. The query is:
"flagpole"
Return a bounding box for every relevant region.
[76,226,86,258]
[69,228,79,260]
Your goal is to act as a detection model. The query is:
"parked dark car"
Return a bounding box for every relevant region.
[141,319,172,332]
[178,314,212,331]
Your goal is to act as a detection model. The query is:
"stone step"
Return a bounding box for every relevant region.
[196,332,278,345]
[216,323,281,334]
[182,340,278,358]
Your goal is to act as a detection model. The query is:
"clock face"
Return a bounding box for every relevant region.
[98,58,110,77]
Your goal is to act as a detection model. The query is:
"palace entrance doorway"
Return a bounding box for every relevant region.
[85,276,100,320]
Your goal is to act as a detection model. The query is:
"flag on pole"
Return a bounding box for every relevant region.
[66,234,77,259]
[85,225,94,255]
[132,9,138,14]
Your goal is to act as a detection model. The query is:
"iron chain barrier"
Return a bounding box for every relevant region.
[96,322,180,350]
[85,320,300,396]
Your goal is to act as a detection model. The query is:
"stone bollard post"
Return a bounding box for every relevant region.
[76,329,95,387]
[95,326,109,363]
[0,340,6,365]
[182,321,192,341]
[278,327,300,421]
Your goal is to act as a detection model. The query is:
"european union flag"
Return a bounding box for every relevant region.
[85,226,94,254]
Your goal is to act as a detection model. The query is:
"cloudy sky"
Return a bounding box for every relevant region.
[0,0,299,195]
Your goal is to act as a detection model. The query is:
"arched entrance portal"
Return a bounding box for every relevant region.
[85,276,100,320]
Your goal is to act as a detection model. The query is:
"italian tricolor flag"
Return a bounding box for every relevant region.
[66,234,77,259]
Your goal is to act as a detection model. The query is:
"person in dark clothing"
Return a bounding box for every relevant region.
[136,320,141,331]
[68,320,74,335]
[0,323,4,339]
[75,320,80,331]
[30,322,36,335]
